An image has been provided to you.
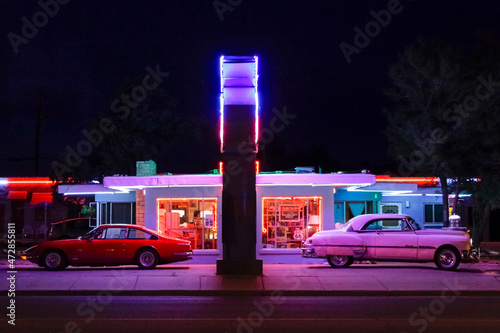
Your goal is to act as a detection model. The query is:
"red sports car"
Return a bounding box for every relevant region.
[22,224,193,270]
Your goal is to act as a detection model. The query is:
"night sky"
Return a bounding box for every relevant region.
[2,0,500,177]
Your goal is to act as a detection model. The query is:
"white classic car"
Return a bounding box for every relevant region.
[301,214,475,270]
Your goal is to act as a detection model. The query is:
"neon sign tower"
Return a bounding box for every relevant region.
[217,56,262,275]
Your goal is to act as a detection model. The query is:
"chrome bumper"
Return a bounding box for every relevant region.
[461,249,480,263]
[174,251,193,257]
[301,247,318,258]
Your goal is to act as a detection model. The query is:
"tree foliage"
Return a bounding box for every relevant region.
[384,37,500,246]
[52,75,209,182]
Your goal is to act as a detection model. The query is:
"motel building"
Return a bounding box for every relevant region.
[58,167,462,264]
[1,56,474,263]
[54,56,466,266]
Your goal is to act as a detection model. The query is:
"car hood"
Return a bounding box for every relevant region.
[38,238,87,246]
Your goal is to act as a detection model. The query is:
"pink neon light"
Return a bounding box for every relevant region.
[219,95,224,153]
[375,175,439,186]
[7,178,55,185]
[255,112,259,151]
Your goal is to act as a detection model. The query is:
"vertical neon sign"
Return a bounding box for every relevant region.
[219,55,259,153]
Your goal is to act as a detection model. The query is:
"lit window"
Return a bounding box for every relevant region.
[157,198,218,250]
[262,196,322,249]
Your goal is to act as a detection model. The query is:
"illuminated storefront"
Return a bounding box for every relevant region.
[157,197,218,250]
[59,172,466,263]
[261,196,322,249]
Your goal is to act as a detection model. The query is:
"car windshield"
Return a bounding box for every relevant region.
[407,218,423,230]
[80,226,100,239]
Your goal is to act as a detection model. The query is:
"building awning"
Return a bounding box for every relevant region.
[103,175,223,189]
[256,173,376,187]
[30,192,53,205]
[7,191,28,200]
[352,182,417,194]
[59,184,122,195]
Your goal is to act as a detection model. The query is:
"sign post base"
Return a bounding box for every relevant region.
[216,259,263,275]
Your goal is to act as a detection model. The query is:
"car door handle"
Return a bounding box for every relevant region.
[119,243,126,246]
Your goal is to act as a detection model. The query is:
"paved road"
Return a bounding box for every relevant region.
[3,295,500,333]
[2,260,500,296]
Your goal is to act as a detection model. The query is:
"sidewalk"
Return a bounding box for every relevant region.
[2,258,500,297]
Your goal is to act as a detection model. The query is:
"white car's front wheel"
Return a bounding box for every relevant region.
[327,255,354,268]
[434,247,460,270]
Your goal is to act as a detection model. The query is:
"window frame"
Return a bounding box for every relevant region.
[424,203,444,223]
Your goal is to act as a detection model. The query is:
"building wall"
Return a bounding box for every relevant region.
[95,192,136,202]
[380,187,444,227]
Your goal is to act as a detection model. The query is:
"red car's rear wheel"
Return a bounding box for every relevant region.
[137,248,158,269]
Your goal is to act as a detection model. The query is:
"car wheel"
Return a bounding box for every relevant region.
[435,247,461,270]
[327,255,354,268]
[137,248,158,269]
[42,250,67,271]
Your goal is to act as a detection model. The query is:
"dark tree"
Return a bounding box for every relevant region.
[52,76,209,182]
[384,36,500,247]
[384,39,468,227]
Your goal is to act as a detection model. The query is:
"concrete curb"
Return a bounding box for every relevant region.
[5,289,500,297]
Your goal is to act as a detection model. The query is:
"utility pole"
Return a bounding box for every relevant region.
[35,89,47,176]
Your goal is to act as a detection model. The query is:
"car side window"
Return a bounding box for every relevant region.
[361,220,382,231]
[101,227,127,239]
[127,229,158,240]
[361,219,407,231]
[407,218,422,230]
[381,219,402,231]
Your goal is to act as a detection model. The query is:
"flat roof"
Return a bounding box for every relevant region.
[100,173,376,189]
